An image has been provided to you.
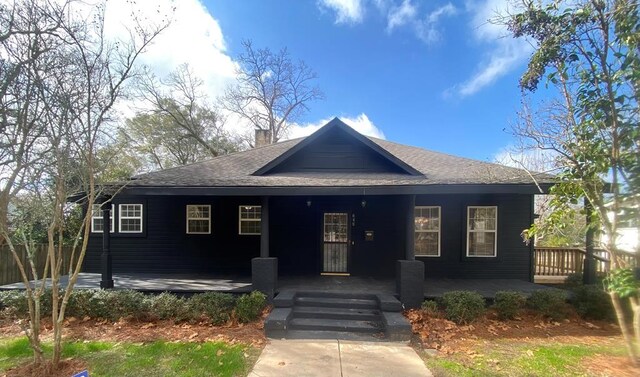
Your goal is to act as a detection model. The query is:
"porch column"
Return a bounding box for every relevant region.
[100,204,114,289]
[405,194,415,260]
[260,196,269,257]
[397,194,423,309]
[252,196,277,300]
[583,198,596,284]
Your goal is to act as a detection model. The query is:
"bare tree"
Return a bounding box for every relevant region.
[0,0,169,370]
[221,40,324,144]
[133,63,239,168]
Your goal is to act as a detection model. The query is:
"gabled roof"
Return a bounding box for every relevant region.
[125,118,555,194]
[253,118,421,176]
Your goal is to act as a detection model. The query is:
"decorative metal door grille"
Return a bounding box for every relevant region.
[323,212,348,273]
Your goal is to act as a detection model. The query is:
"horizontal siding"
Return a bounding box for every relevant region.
[86,193,533,281]
[417,194,533,280]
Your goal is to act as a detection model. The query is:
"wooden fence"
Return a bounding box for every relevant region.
[0,245,74,286]
[534,246,639,277]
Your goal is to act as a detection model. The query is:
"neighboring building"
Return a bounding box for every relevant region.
[84,118,554,284]
[599,197,640,253]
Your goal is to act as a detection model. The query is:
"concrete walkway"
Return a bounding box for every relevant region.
[248,340,433,377]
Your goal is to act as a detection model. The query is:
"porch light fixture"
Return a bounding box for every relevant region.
[361,199,367,208]
[306,199,312,208]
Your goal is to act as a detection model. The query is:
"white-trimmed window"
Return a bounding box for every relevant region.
[415,206,441,257]
[118,204,143,233]
[91,204,114,233]
[239,205,261,235]
[186,205,211,234]
[467,206,497,257]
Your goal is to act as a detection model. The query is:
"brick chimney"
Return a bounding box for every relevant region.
[254,129,272,148]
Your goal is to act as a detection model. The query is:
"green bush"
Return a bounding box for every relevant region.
[235,291,267,323]
[571,285,614,320]
[87,289,149,321]
[493,291,526,320]
[149,292,190,322]
[421,300,440,316]
[564,273,584,288]
[66,289,95,318]
[527,289,570,321]
[0,289,53,317]
[441,291,485,324]
[0,290,29,315]
[188,292,236,325]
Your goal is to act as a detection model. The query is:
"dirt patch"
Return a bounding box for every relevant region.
[3,358,88,377]
[585,355,640,377]
[405,308,620,352]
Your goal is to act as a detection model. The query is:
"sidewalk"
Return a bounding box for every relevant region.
[248,339,433,377]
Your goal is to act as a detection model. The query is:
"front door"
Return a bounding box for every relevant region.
[322,212,350,275]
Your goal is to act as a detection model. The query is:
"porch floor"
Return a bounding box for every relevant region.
[0,274,559,299]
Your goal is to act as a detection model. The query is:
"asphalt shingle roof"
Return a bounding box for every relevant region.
[128,133,554,188]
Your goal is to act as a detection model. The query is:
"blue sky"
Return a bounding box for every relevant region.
[116,0,539,162]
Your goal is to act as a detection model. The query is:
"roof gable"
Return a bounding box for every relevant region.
[253,118,422,176]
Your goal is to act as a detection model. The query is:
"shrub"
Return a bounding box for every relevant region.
[235,291,267,323]
[0,289,52,317]
[188,292,236,325]
[149,292,190,322]
[493,291,526,320]
[571,285,614,320]
[66,289,95,318]
[564,273,584,288]
[0,290,29,315]
[421,300,440,316]
[87,289,149,321]
[527,289,570,321]
[441,291,485,324]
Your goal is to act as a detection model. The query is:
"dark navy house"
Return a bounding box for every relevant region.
[85,118,553,308]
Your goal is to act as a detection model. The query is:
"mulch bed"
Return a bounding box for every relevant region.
[0,311,269,377]
[405,308,620,352]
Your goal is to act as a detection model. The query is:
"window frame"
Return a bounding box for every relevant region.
[414,206,441,257]
[238,205,262,235]
[466,206,498,258]
[186,204,211,234]
[118,203,143,234]
[91,204,115,233]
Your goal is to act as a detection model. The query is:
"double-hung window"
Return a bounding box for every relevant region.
[467,206,497,257]
[91,204,114,233]
[239,206,261,235]
[414,206,441,257]
[186,205,211,234]
[119,204,143,233]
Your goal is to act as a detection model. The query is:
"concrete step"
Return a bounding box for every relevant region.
[283,329,388,341]
[289,317,384,333]
[294,296,379,309]
[292,306,381,321]
[293,291,378,300]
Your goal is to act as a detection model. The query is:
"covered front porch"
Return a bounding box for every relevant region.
[0,273,558,299]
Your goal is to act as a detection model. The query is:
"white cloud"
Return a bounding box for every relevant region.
[386,0,417,32]
[493,144,558,173]
[318,0,365,24]
[287,114,386,139]
[384,1,457,45]
[98,0,238,123]
[449,0,532,97]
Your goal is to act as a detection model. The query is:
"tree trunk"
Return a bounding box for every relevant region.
[610,292,639,365]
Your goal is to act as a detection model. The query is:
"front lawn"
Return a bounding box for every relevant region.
[421,338,629,377]
[0,337,260,377]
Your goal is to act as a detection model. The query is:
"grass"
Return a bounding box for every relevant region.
[0,337,259,377]
[423,340,627,377]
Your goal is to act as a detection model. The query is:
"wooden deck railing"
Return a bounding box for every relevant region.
[534,246,639,277]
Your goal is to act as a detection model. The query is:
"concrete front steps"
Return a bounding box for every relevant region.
[265,291,412,341]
